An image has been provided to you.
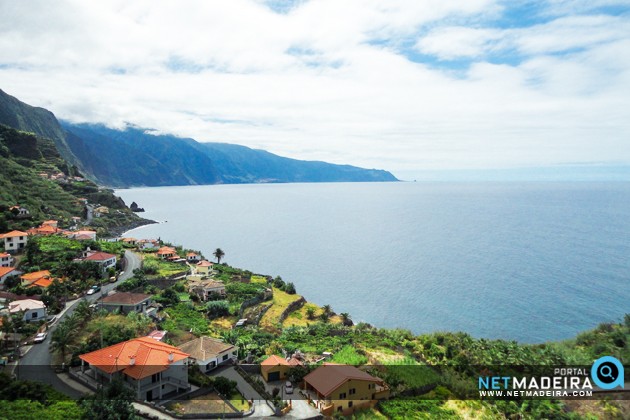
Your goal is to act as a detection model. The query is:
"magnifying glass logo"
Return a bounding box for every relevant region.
[599,365,615,380]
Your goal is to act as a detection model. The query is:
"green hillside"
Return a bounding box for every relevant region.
[0,124,148,234]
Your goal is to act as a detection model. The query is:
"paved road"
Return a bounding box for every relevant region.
[17,250,141,398]
[213,366,275,418]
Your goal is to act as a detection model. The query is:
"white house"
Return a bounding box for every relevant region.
[0,252,14,267]
[0,267,21,287]
[0,230,28,252]
[9,299,47,322]
[76,249,117,273]
[178,336,238,372]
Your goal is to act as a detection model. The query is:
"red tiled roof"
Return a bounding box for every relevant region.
[79,337,189,380]
[261,355,289,366]
[20,270,51,285]
[157,246,177,255]
[0,230,28,238]
[83,251,116,261]
[303,363,383,397]
[197,260,213,267]
[0,267,17,277]
[29,278,53,288]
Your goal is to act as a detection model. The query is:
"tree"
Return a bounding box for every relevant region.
[79,378,136,420]
[340,313,353,326]
[213,248,225,264]
[50,323,74,363]
[306,307,316,320]
[284,282,296,294]
[322,305,333,317]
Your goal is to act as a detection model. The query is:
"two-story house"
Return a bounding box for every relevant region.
[76,249,117,273]
[303,363,389,416]
[188,279,226,301]
[0,230,28,252]
[79,337,190,401]
[0,252,14,268]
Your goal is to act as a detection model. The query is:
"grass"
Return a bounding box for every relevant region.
[250,275,267,284]
[211,316,238,331]
[229,391,250,411]
[162,303,209,335]
[259,287,302,332]
[144,253,187,277]
[331,345,369,365]
[177,292,191,302]
[282,302,343,328]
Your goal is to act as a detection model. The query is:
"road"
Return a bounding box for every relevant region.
[17,250,141,398]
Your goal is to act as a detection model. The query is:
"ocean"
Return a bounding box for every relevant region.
[116,182,630,343]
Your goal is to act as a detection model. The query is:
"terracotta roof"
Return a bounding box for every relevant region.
[42,220,58,226]
[303,363,383,397]
[79,337,189,380]
[9,299,46,312]
[0,267,17,277]
[0,252,11,258]
[261,355,289,367]
[0,230,28,238]
[122,237,137,242]
[189,279,225,289]
[178,337,234,361]
[100,292,151,305]
[36,225,58,235]
[20,270,51,284]
[157,246,177,255]
[29,278,53,288]
[83,251,116,261]
[197,260,213,267]
[186,252,198,257]
[75,234,95,241]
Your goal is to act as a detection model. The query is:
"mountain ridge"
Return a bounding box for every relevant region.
[0,89,398,187]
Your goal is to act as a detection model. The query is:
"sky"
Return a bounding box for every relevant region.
[1,0,629,178]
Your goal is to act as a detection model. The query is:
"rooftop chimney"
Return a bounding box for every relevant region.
[129,355,136,366]
[168,352,174,363]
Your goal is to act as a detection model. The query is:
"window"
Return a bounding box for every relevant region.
[337,406,343,412]
[339,392,346,399]
[349,388,356,395]
[31,312,37,319]
[222,354,228,361]
[348,401,353,408]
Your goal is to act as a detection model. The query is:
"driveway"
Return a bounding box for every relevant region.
[212,366,275,418]
[261,378,321,419]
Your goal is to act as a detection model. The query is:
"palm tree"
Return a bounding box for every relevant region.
[322,304,333,317]
[50,323,74,363]
[306,307,316,320]
[213,248,225,264]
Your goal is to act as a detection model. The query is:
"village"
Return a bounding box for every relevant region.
[0,209,400,419]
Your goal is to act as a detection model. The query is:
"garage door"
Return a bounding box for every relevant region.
[268,371,280,381]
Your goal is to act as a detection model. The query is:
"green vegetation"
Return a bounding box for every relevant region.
[143,253,186,277]
[259,287,302,332]
[0,124,148,235]
[162,303,209,335]
[331,345,368,365]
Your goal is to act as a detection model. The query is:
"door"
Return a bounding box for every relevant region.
[268,371,280,381]
[146,390,153,401]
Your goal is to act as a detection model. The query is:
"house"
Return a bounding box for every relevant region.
[20,270,52,288]
[157,246,177,260]
[195,260,214,276]
[178,336,237,372]
[9,299,47,322]
[138,239,160,250]
[78,337,190,401]
[188,279,226,301]
[0,230,28,252]
[76,249,117,273]
[302,363,390,416]
[186,252,200,263]
[261,354,303,382]
[66,230,97,241]
[9,206,29,218]
[94,206,109,217]
[147,330,167,342]
[0,252,14,267]
[99,292,152,314]
[121,237,137,246]
[42,220,58,228]
[0,267,21,287]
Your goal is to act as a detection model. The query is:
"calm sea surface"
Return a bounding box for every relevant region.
[117,182,630,343]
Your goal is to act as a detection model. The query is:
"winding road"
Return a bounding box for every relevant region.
[17,250,142,398]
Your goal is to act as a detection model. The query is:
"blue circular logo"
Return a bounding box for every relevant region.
[591,356,625,390]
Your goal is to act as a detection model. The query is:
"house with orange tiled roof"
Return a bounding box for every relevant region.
[157,246,177,260]
[20,270,52,288]
[195,260,214,276]
[78,337,191,401]
[186,252,200,263]
[0,266,22,287]
[0,252,14,268]
[75,248,117,273]
[65,230,97,241]
[261,354,303,382]
[0,230,28,252]
[302,363,389,416]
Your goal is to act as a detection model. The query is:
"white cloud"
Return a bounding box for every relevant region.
[0,0,629,172]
